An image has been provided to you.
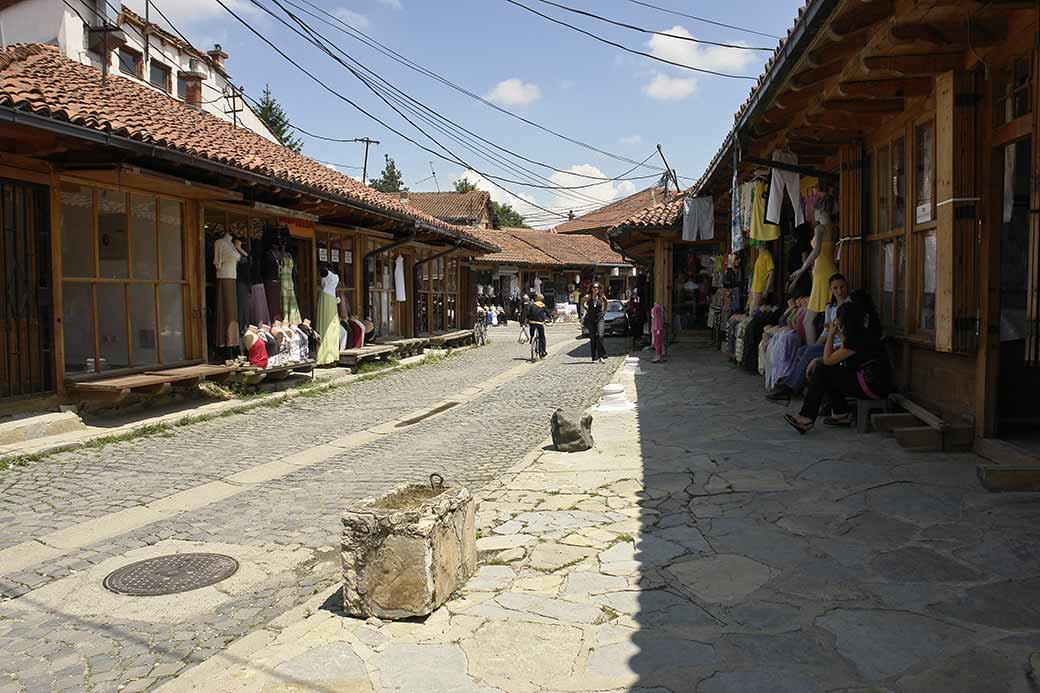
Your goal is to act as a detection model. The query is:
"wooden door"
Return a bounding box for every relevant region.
[0,181,54,398]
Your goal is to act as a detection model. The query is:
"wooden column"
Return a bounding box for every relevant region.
[185,200,205,360]
[838,144,864,289]
[48,167,65,395]
[935,70,978,354]
[653,236,672,318]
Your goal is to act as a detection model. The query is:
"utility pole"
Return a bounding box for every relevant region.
[656,144,681,194]
[352,137,380,183]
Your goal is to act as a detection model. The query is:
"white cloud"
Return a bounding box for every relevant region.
[548,164,637,212]
[484,79,542,107]
[620,134,642,146]
[458,170,546,223]
[122,0,255,29]
[644,73,698,101]
[377,0,402,8]
[646,25,757,74]
[332,7,371,30]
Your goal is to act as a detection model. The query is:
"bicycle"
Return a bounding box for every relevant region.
[528,324,546,362]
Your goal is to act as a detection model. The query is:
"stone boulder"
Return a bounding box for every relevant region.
[342,483,476,619]
[551,408,594,452]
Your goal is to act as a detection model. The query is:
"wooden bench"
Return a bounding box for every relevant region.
[67,364,237,403]
[381,338,429,359]
[230,360,316,384]
[428,330,475,349]
[844,396,888,433]
[338,345,398,369]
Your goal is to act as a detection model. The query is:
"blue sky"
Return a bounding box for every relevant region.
[138,0,804,226]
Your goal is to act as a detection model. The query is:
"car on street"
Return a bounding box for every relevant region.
[581,299,629,337]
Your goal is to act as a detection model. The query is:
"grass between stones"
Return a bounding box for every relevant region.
[0,348,464,473]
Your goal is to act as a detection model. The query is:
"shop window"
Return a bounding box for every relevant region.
[366,242,397,338]
[881,237,905,333]
[874,146,890,234]
[891,137,906,231]
[98,189,128,279]
[317,231,356,316]
[61,184,188,375]
[118,47,142,78]
[994,56,1032,127]
[914,122,935,225]
[60,185,94,278]
[150,61,172,93]
[446,257,458,329]
[918,231,937,332]
[431,256,445,333]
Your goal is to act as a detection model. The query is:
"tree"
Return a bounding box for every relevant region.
[453,178,478,193]
[369,155,407,192]
[492,201,528,229]
[256,84,302,153]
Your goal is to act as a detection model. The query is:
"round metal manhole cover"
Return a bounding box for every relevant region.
[103,553,239,596]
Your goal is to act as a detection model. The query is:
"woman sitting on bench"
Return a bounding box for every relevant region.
[784,300,891,434]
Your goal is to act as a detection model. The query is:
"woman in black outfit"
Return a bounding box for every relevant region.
[785,301,890,433]
[584,283,607,363]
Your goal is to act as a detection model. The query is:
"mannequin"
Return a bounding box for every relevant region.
[277,231,302,324]
[262,230,283,322]
[316,266,341,365]
[242,325,268,368]
[748,244,775,312]
[213,231,242,351]
[789,198,838,345]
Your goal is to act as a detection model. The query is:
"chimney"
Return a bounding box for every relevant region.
[207,43,228,68]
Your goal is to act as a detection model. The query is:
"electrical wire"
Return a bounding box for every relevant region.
[501,0,757,79]
[525,0,772,51]
[285,0,664,174]
[210,0,572,218]
[256,0,661,204]
[314,158,364,170]
[623,0,783,40]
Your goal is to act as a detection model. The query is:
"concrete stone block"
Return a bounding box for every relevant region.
[342,483,476,619]
[0,411,85,446]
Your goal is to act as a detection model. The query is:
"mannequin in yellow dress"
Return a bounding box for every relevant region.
[788,197,837,345]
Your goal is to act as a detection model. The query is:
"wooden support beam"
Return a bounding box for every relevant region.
[889,393,947,430]
[863,53,964,76]
[788,129,863,144]
[787,142,840,158]
[977,465,1040,493]
[839,77,933,99]
[890,18,1007,47]
[775,88,816,111]
[827,0,895,40]
[823,98,905,113]
[806,25,873,69]
[790,61,845,90]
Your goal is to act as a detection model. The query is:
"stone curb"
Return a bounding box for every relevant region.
[0,346,475,466]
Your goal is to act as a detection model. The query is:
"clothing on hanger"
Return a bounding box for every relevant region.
[765,150,805,226]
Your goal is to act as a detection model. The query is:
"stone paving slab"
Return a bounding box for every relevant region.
[150,340,1040,693]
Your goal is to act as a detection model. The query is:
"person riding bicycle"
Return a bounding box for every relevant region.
[527,293,548,359]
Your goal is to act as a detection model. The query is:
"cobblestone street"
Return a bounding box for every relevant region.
[0,326,620,692]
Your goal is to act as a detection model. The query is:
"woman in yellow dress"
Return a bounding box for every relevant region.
[788,195,837,344]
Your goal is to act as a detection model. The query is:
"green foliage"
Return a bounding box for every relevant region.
[256,84,303,153]
[370,155,407,192]
[453,178,479,193]
[492,201,528,229]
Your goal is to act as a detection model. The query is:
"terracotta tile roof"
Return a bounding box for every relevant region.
[611,195,685,231]
[391,190,491,222]
[469,227,628,267]
[552,185,666,234]
[0,44,495,251]
[468,228,559,266]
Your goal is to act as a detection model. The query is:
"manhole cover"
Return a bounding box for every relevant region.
[103,553,239,596]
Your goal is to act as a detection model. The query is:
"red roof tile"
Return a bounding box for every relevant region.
[611,196,685,230]
[468,228,559,266]
[392,191,491,223]
[469,227,628,267]
[0,44,494,251]
[552,185,666,234]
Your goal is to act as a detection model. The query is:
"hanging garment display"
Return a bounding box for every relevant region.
[279,254,302,324]
[316,270,341,365]
[213,234,241,348]
[394,255,406,302]
[750,249,775,294]
[730,168,742,253]
[765,150,805,226]
[682,196,715,241]
[750,181,781,242]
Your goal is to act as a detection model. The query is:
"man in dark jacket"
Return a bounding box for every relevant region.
[527,293,548,359]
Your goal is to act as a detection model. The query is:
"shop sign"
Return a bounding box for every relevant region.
[915,203,932,225]
[319,247,329,262]
[497,265,519,274]
[332,249,340,262]
[343,251,352,264]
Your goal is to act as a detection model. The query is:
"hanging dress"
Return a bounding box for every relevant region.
[316,271,341,365]
[279,254,302,324]
[808,228,838,313]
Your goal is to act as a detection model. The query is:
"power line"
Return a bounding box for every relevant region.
[525,0,772,51]
[313,158,364,170]
[623,0,783,40]
[282,0,665,173]
[501,0,757,79]
[210,0,570,218]
[257,0,659,201]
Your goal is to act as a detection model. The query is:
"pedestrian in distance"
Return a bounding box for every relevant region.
[584,283,607,363]
[527,293,548,359]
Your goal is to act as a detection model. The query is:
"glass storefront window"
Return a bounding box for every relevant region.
[130,194,157,279]
[98,189,128,279]
[60,185,94,278]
